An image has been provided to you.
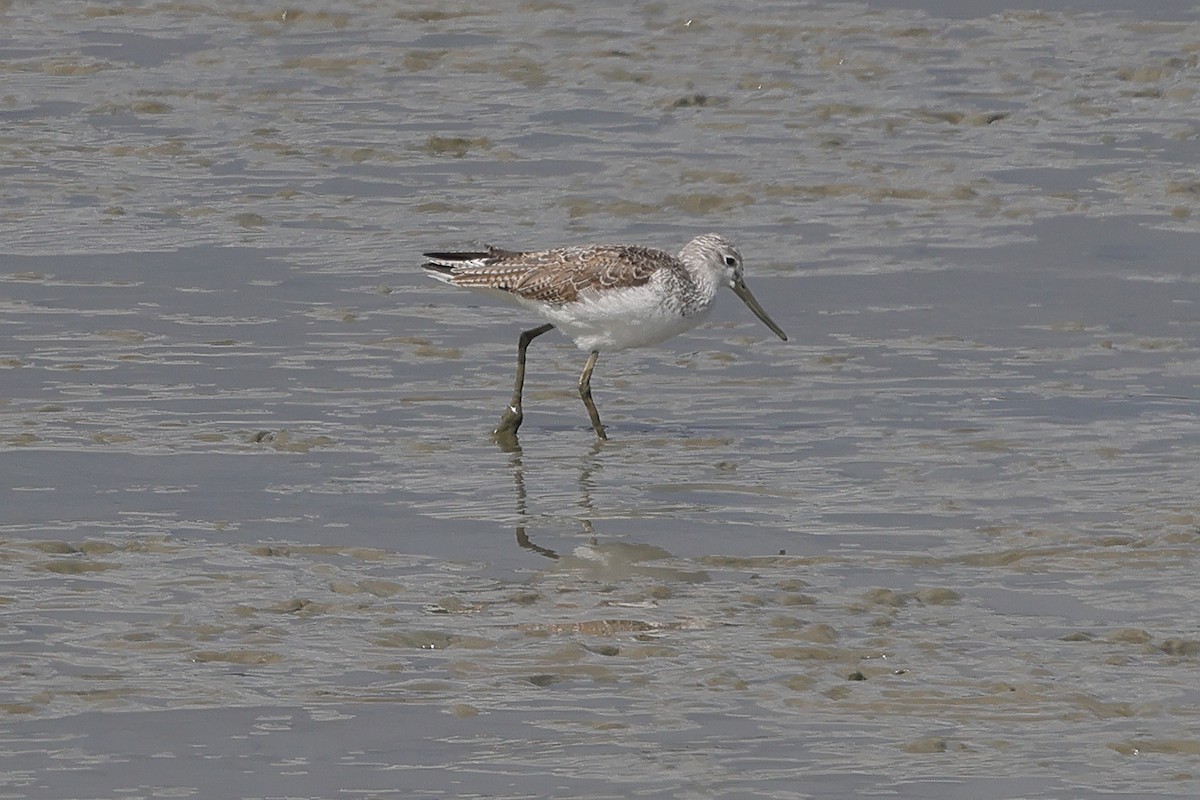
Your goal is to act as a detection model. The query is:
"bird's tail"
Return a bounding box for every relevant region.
[422,245,521,272]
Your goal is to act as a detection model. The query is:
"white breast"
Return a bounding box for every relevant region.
[521,281,714,352]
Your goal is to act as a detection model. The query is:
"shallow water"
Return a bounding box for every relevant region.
[2,1,1200,798]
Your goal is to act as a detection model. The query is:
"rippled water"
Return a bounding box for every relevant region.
[3,1,1200,798]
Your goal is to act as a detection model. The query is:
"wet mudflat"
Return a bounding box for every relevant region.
[2,1,1199,798]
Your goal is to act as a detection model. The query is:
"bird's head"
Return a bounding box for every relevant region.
[681,233,788,342]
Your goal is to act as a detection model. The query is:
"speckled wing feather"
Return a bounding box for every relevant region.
[422,244,678,305]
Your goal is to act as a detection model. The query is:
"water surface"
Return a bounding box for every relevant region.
[2,1,1199,797]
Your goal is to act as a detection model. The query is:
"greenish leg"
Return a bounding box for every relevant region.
[494,323,554,440]
[578,350,607,440]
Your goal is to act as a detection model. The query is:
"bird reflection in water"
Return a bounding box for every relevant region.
[508,438,606,561]
[505,440,710,585]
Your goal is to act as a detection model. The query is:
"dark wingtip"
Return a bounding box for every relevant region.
[422,249,489,273]
[422,251,485,261]
[422,245,521,262]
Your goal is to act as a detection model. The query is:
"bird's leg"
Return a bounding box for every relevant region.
[494,323,554,439]
[578,350,607,440]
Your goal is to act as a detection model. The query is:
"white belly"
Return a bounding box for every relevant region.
[519,283,713,352]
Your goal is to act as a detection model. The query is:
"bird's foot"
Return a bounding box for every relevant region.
[494,404,523,438]
[493,412,522,451]
[579,388,607,440]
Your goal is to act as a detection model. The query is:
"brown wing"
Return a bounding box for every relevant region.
[512,245,675,303]
[428,244,678,305]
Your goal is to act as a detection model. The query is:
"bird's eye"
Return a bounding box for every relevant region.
[723,255,738,267]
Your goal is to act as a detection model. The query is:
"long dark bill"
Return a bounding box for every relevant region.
[731,278,788,341]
